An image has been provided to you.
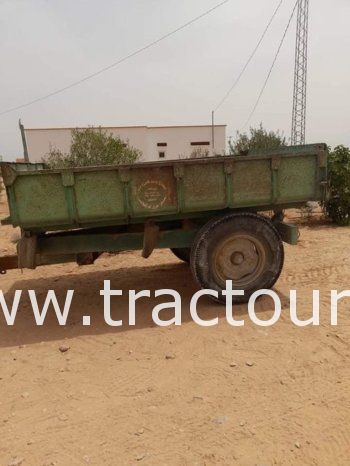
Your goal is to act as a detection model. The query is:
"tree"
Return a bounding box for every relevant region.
[323,145,350,226]
[43,127,141,168]
[229,124,287,155]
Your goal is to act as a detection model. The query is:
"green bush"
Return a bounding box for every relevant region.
[44,127,141,168]
[228,124,287,155]
[323,145,350,226]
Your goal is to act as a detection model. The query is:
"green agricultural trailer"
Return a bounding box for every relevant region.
[0,143,328,302]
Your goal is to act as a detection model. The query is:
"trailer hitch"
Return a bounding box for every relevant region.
[0,255,19,274]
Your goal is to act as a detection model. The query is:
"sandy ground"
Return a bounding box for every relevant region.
[0,190,350,466]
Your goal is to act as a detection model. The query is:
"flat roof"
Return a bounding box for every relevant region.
[25,124,227,131]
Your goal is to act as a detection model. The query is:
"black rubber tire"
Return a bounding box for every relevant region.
[171,247,191,264]
[190,212,284,304]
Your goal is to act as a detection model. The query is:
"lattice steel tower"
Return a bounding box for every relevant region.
[291,0,309,145]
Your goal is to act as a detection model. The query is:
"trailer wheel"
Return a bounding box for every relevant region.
[171,247,191,263]
[190,212,284,303]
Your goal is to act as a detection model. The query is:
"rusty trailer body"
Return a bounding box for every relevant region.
[0,143,328,302]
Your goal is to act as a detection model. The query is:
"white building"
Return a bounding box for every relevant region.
[24,125,226,163]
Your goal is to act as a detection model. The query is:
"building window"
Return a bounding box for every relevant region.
[157,142,167,147]
[191,141,210,146]
[158,151,166,159]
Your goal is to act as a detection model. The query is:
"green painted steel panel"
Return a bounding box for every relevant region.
[232,159,271,205]
[12,174,69,225]
[278,155,317,201]
[182,163,226,210]
[74,171,125,221]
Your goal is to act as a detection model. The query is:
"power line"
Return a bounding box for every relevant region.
[243,0,298,129]
[214,0,284,112]
[0,0,231,117]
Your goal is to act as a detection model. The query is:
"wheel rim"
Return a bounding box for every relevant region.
[211,233,267,288]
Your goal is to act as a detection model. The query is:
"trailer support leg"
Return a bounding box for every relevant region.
[142,221,160,259]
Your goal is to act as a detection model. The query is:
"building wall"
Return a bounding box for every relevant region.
[146,126,226,161]
[25,125,226,163]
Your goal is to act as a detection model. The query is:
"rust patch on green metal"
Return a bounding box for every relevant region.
[137,180,168,210]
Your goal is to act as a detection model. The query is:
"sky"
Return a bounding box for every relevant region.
[0,0,349,160]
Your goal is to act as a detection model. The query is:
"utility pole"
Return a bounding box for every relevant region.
[18,119,29,162]
[211,111,215,155]
[291,0,309,145]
